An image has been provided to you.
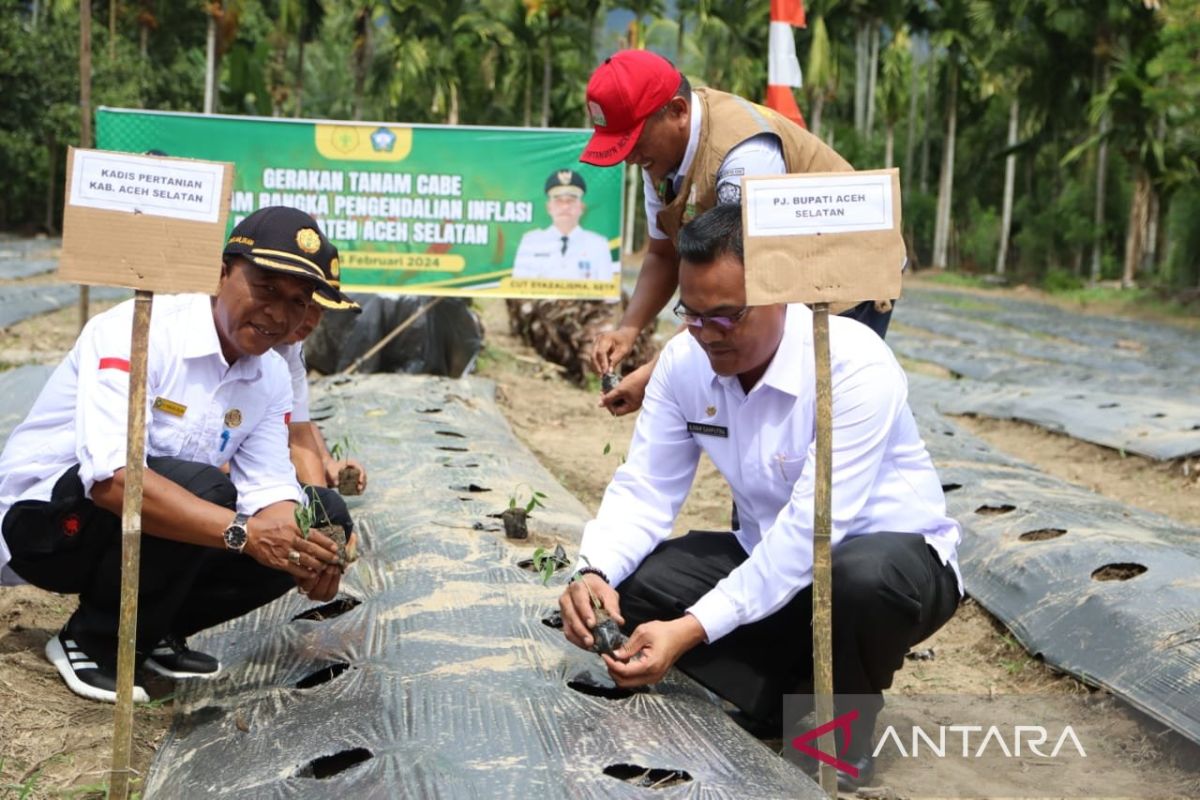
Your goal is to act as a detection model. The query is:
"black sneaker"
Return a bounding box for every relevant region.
[144,634,220,679]
[795,749,877,792]
[45,630,148,704]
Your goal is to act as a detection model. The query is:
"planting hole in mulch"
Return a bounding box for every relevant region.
[975,503,1017,515]
[295,747,373,779]
[567,672,636,700]
[416,407,442,413]
[602,764,693,789]
[1091,562,1148,582]
[295,662,351,689]
[1099,402,1120,409]
[1019,528,1068,542]
[437,445,469,452]
[942,482,963,492]
[291,596,362,622]
[517,545,569,575]
[435,430,466,438]
[1149,412,1167,418]
[450,483,491,493]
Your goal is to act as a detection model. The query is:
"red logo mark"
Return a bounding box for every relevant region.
[98,357,131,372]
[790,709,860,777]
[61,513,81,537]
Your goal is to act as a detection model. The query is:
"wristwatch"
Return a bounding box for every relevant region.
[223,512,250,553]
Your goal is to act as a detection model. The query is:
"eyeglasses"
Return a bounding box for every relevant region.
[673,301,750,331]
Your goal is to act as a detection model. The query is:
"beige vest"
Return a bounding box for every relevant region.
[654,88,852,241]
[656,89,886,312]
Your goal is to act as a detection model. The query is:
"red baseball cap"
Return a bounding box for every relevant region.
[580,50,682,167]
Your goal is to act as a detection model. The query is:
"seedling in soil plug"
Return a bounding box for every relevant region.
[601,371,621,394]
[533,551,627,658]
[297,489,358,571]
[501,483,546,540]
[330,436,362,496]
[530,544,571,584]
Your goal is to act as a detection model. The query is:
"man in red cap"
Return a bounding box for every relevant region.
[582,50,892,415]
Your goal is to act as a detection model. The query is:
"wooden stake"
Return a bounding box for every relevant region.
[339,297,442,376]
[79,0,92,332]
[108,290,153,800]
[810,302,837,797]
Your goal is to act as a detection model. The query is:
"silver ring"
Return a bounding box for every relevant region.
[287,550,302,565]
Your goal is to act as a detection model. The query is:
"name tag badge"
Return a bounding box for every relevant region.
[152,396,187,417]
[687,421,728,438]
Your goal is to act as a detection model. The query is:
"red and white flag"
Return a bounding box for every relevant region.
[766,0,807,127]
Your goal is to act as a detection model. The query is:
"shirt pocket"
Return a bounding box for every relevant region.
[147,413,189,457]
[771,453,806,484]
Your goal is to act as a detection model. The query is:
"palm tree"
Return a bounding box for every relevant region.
[382,1,513,125]
[876,25,910,168]
[928,0,977,270]
[802,12,838,138]
[274,0,323,116]
[686,0,769,99]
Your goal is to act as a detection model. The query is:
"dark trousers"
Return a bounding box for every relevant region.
[2,458,351,669]
[617,530,959,749]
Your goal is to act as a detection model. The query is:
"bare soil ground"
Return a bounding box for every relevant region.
[1,275,1199,798]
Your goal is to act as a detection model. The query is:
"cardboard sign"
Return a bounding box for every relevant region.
[59,148,234,294]
[741,169,904,306]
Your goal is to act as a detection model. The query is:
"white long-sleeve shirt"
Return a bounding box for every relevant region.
[579,304,962,643]
[274,342,310,423]
[0,294,302,585]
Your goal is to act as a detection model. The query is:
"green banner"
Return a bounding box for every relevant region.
[96,108,623,299]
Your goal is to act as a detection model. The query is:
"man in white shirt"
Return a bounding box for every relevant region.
[0,206,359,704]
[557,204,961,790]
[512,169,615,283]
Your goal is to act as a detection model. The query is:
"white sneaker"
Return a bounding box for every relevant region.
[45,631,149,704]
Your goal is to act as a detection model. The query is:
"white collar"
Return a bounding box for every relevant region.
[674,91,703,186]
[184,294,264,379]
[709,304,809,397]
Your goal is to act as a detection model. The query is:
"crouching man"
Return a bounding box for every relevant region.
[558,204,962,790]
[0,206,359,703]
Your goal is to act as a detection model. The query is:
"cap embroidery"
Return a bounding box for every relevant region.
[228,235,254,246]
[556,170,575,186]
[330,257,340,279]
[296,228,321,254]
[588,100,607,127]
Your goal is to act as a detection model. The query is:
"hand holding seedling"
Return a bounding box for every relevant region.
[243,510,340,580]
[295,559,344,601]
[559,573,624,651]
[597,360,652,417]
[327,436,366,496]
[603,615,707,688]
[590,326,640,375]
[324,457,367,493]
